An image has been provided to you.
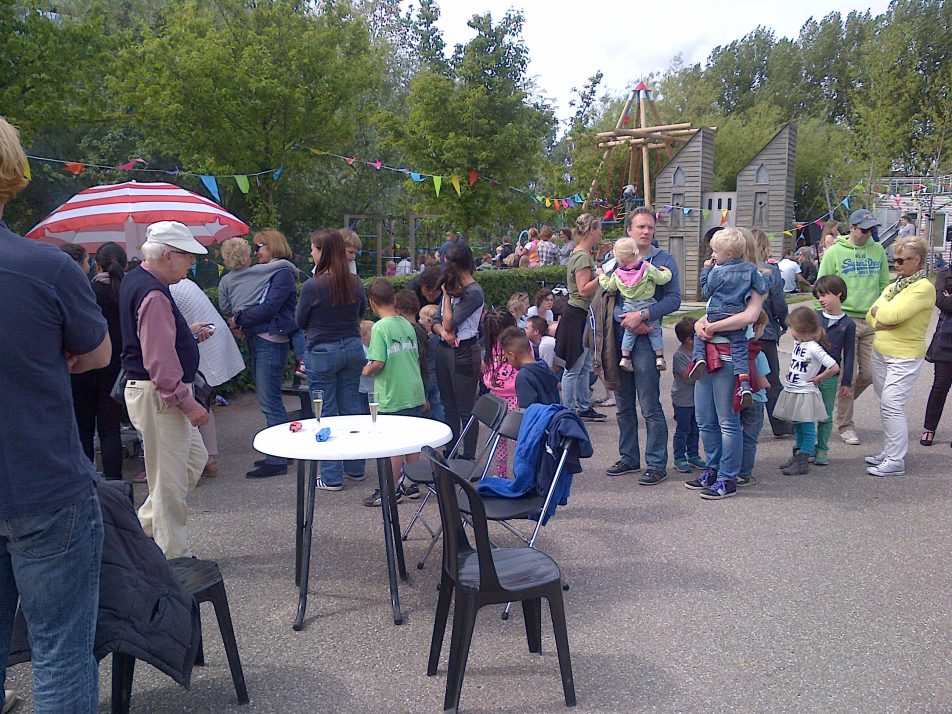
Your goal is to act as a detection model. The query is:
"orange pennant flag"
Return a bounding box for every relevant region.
[64,162,85,175]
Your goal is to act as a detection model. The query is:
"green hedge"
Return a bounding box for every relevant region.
[202,266,568,395]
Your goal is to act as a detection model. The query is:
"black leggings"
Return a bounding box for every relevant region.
[760,339,792,436]
[71,366,124,479]
[924,360,952,432]
[435,340,481,459]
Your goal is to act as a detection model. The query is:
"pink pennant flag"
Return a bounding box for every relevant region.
[345,157,355,165]
[372,161,382,170]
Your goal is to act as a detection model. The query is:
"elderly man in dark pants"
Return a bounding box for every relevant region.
[603,208,682,485]
[0,115,112,713]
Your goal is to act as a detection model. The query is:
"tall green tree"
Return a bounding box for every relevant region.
[378,9,555,236]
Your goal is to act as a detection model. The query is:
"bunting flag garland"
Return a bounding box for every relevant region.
[64,162,85,175]
[410,171,423,182]
[234,175,250,194]
[433,175,442,197]
[720,209,729,225]
[200,175,221,202]
[468,170,478,187]
[702,209,710,219]
[450,175,461,196]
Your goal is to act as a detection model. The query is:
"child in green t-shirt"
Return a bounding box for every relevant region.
[361,279,426,507]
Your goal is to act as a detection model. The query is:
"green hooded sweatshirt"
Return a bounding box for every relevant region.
[816,236,891,318]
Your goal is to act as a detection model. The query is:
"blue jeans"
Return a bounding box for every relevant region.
[0,493,103,712]
[253,335,290,466]
[739,402,765,478]
[425,376,445,423]
[306,336,366,485]
[562,346,592,412]
[614,335,668,469]
[620,298,663,354]
[693,317,749,378]
[672,405,700,460]
[694,363,742,481]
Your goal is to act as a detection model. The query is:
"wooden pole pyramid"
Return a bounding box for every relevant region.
[583,81,702,211]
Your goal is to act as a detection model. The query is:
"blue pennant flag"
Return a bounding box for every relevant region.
[200,175,221,202]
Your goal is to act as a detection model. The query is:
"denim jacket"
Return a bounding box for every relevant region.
[701,258,767,315]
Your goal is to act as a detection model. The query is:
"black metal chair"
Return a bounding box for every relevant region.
[112,558,250,713]
[423,446,576,712]
[402,394,508,569]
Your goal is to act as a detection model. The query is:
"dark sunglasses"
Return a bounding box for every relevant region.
[858,226,872,234]
[253,243,264,253]
[894,257,912,266]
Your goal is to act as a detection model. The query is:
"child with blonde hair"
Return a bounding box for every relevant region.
[690,227,767,405]
[597,236,672,371]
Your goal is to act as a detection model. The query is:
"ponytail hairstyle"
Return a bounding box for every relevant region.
[786,305,829,350]
[481,307,516,385]
[573,213,600,244]
[95,242,128,301]
[442,243,475,296]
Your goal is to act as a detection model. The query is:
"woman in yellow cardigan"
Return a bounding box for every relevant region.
[864,236,936,477]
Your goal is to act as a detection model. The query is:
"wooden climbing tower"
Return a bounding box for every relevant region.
[584,81,702,211]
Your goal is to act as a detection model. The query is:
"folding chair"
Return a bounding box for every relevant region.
[402,394,508,569]
[422,446,576,712]
[459,410,579,618]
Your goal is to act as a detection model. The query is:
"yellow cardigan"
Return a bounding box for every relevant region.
[866,278,936,358]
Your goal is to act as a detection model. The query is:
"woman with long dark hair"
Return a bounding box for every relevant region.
[432,243,485,460]
[296,228,369,489]
[71,241,126,480]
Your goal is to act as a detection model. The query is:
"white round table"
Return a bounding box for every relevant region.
[253,415,452,628]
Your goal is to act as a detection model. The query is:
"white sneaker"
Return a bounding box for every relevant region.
[840,429,861,445]
[3,690,18,714]
[867,461,905,477]
[864,453,886,466]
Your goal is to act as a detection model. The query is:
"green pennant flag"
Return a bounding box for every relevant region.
[235,175,250,194]
[433,175,442,197]
[702,209,710,219]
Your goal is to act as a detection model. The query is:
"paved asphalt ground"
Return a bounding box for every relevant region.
[7,320,952,713]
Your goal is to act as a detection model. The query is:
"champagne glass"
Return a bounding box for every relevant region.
[369,390,380,427]
[311,389,323,424]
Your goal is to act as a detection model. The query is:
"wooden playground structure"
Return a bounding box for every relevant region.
[583,81,710,215]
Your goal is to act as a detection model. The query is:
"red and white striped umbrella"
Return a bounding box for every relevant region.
[26,181,250,257]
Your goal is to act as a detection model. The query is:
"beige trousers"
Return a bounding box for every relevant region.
[125,379,206,559]
[834,320,875,433]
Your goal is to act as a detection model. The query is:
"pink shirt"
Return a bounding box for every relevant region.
[137,266,199,413]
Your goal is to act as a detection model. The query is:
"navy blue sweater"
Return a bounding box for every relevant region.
[816,310,856,387]
[516,359,560,407]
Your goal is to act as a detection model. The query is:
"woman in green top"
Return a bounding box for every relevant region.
[555,213,604,420]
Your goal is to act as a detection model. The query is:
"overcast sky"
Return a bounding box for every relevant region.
[423,1,891,125]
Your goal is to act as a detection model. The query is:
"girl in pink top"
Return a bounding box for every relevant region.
[482,308,519,476]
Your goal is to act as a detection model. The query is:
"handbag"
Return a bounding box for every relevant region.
[192,370,213,411]
[109,368,129,406]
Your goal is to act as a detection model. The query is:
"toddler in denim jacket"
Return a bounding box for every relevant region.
[691,228,767,405]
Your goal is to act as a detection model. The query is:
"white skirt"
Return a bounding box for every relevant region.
[773,389,828,423]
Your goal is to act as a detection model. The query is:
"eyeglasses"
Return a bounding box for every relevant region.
[253,243,264,253]
[169,248,192,256]
[894,257,912,266]
[857,226,872,234]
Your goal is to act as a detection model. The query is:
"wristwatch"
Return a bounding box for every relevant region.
[640,309,649,319]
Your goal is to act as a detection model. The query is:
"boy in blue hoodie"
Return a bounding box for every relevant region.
[501,327,560,407]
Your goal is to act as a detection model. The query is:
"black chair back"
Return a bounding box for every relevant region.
[495,410,524,442]
[447,393,507,460]
[423,446,502,593]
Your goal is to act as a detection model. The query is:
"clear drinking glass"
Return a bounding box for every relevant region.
[369,391,379,426]
[311,389,323,424]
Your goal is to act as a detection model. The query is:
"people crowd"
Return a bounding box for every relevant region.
[3,105,950,712]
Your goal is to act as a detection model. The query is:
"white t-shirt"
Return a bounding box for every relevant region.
[537,335,559,370]
[777,258,801,293]
[526,306,555,323]
[783,340,836,394]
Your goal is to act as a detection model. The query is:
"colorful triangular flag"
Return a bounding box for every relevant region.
[273,164,284,180]
[702,209,710,219]
[468,170,478,187]
[64,162,85,175]
[410,172,423,182]
[682,207,691,216]
[433,175,441,196]
[235,175,250,194]
[450,176,461,196]
[200,175,221,202]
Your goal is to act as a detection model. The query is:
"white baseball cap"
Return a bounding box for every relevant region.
[144,221,208,255]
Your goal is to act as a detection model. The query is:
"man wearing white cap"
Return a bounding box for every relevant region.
[816,208,891,445]
[120,221,214,558]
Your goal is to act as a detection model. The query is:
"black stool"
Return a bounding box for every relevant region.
[111,558,249,713]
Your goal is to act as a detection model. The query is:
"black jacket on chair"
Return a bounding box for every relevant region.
[8,480,201,688]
